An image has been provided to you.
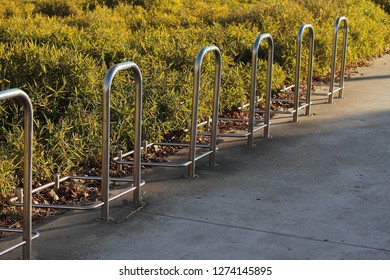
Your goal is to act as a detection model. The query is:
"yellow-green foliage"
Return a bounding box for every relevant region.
[0,0,389,194]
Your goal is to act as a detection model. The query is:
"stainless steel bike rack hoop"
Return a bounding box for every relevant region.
[0,88,39,260]
[101,61,143,221]
[329,16,348,103]
[189,45,222,177]
[116,46,222,179]
[293,23,314,122]
[11,62,145,223]
[209,33,273,147]
[269,24,314,123]
[312,16,348,103]
[248,33,273,146]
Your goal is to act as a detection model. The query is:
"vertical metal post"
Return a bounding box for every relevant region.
[116,150,123,172]
[248,33,273,147]
[102,62,143,221]
[0,89,33,259]
[294,24,314,122]
[206,116,211,132]
[53,173,60,193]
[329,16,348,103]
[16,188,24,203]
[143,141,148,155]
[188,45,222,178]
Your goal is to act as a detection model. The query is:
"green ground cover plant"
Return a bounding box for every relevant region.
[0,0,389,198]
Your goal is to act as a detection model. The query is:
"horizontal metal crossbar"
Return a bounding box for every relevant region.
[154,142,210,148]
[218,117,250,122]
[119,149,214,168]
[271,98,307,103]
[312,92,332,96]
[197,121,267,138]
[270,109,296,114]
[113,141,211,162]
[217,125,268,137]
[331,87,343,93]
[0,230,39,256]
[281,84,295,91]
[13,181,144,210]
[129,160,192,168]
[216,132,250,138]
[298,103,309,110]
[32,175,136,194]
[311,87,343,96]
[277,90,294,95]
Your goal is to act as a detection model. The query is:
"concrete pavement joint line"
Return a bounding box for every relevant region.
[142,211,390,253]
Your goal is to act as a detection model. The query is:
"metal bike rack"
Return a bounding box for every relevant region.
[0,88,39,260]
[313,16,348,103]
[118,45,222,178]
[12,62,145,223]
[101,61,143,220]
[248,33,273,146]
[212,33,273,147]
[270,24,314,122]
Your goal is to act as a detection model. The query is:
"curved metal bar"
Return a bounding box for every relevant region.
[0,230,39,257]
[329,16,348,103]
[188,45,222,178]
[248,33,273,147]
[0,88,33,259]
[102,62,142,222]
[294,24,314,122]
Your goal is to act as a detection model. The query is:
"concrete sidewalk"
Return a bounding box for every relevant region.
[1,54,390,260]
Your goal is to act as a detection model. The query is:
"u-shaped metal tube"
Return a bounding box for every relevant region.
[0,88,33,259]
[294,24,314,122]
[189,46,222,178]
[248,33,273,147]
[102,62,142,221]
[329,16,348,103]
